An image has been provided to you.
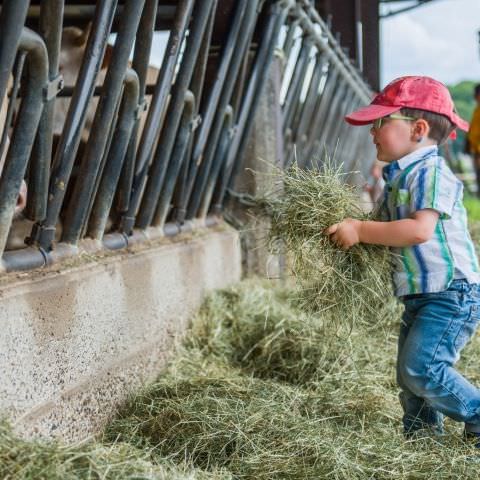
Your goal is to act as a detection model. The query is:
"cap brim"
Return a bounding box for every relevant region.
[345,104,401,125]
[451,113,469,132]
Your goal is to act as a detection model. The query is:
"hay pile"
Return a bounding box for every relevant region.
[0,421,230,479]
[105,280,480,479]
[185,282,351,384]
[4,279,480,478]
[255,162,398,328]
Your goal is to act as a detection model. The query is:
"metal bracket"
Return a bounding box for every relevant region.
[43,74,64,102]
[25,222,57,251]
[190,114,202,132]
[136,99,148,119]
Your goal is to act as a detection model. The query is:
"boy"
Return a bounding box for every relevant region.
[326,76,480,443]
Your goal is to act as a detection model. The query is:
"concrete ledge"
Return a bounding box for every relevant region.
[0,226,241,441]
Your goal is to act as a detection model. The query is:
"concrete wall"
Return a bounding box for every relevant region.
[0,225,241,441]
[228,57,285,279]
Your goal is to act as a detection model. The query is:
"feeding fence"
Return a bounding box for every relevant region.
[0,0,374,273]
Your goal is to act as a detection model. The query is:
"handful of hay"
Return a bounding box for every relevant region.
[256,161,398,328]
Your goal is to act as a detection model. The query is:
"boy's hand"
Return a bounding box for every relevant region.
[325,218,362,250]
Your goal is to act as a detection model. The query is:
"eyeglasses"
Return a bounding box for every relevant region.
[372,114,416,130]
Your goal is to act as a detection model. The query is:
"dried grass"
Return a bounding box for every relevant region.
[254,161,399,329]
[106,280,480,479]
[0,421,231,479]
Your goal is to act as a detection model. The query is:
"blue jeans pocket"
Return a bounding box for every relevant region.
[454,301,480,353]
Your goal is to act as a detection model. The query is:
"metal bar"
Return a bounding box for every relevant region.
[337,96,362,166]
[61,0,146,245]
[57,84,159,98]
[87,69,140,240]
[301,1,371,99]
[116,0,158,215]
[26,0,65,222]
[282,37,312,134]
[380,0,435,18]
[0,28,48,257]
[303,66,339,162]
[0,51,26,163]
[197,106,233,218]
[119,0,195,234]
[327,87,356,155]
[182,0,260,221]
[82,80,124,237]
[134,0,215,230]
[190,0,248,174]
[282,18,301,61]
[316,77,348,158]
[217,1,292,212]
[189,1,217,112]
[0,0,30,113]
[288,47,322,143]
[17,5,177,29]
[152,91,195,228]
[29,0,118,250]
[293,52,327,152]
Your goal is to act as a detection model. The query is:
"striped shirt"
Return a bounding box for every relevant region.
[379,145,480,297]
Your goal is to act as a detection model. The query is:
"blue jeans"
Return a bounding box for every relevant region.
[398,279,480,435]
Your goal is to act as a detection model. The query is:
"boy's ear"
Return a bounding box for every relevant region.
[411,118,430,141]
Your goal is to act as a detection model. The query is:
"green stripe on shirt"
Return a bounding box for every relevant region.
[400,246,418,294]
[435,221,454,285]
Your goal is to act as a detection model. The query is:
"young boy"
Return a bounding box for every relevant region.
[326,76,480,443]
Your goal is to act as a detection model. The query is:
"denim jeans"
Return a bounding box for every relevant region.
[397,279,480,435]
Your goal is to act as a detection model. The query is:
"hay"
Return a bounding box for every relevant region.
[105,281,480,479]
[186,280,356,384]
[0,421,231,479]
[255,161,399,328]
[3,278,480,479]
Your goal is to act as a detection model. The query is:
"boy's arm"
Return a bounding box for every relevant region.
[326,209,440,249]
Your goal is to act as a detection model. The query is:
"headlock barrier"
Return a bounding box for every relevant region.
[0,0,374,273]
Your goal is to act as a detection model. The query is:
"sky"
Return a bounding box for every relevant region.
[380,0,480,87]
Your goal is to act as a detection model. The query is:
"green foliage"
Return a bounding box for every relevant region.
[464,195,480,222]
[448,81,477,155]
[449,81,477,121]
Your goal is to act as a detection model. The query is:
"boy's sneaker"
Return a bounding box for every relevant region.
[404,425,445,440]
[463,430,480,448]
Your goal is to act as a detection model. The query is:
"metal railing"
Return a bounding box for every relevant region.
[0,0,374,272]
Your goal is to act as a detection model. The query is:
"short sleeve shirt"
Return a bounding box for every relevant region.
[380,145,480,297]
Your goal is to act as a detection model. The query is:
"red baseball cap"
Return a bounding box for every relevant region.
[345,76,469,135]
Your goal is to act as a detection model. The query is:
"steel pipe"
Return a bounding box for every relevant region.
[0,28,48,256]
[61,0,146,245]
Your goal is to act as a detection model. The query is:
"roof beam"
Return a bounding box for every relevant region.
[379,0,438,18]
